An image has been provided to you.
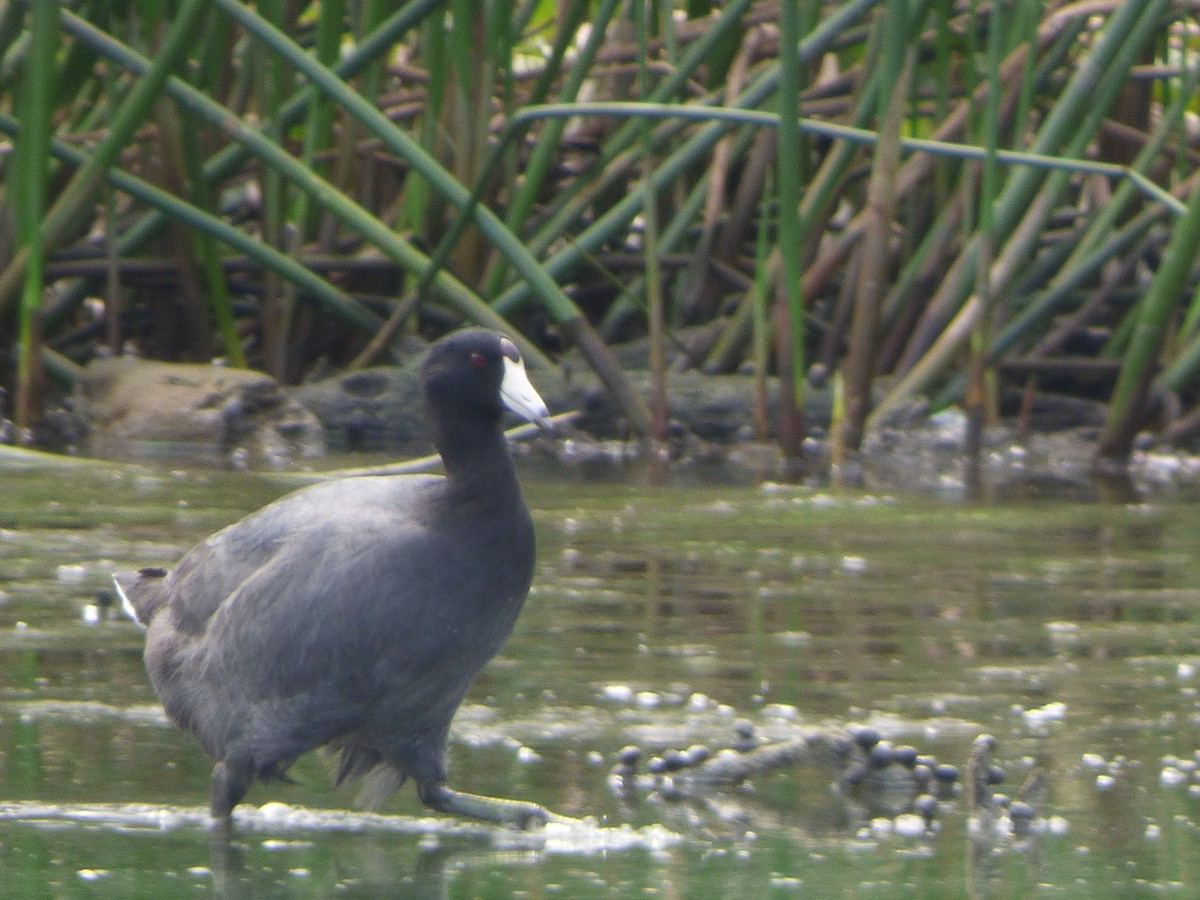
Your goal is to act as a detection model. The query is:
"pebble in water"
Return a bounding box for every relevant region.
[658,777,685,802]
[661,749,687,773]
[615,746,641,774]
[1009,800,1036,838]
[1160,766,1187,787]
[607,746,643,794]
[1081,752,1107,770]
[601,684,635,704]
[911,763,934,790]
[732,720,758,753]
[933,764,959,784]
[868,741,896,768]
[599,724,1044,850]
[1154,744,1200,794]
[914,793,938,829]
[848,724,882,752]
[931,764,960,801]
[839,761,868,788]
[893,813,927,837]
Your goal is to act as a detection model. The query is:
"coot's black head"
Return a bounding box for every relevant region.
[421,329,548,428]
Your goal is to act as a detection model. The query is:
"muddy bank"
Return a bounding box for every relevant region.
[9,353,1200,497]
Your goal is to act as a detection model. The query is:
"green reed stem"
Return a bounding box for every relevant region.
[13,0,59,431]
[0,0,210,323]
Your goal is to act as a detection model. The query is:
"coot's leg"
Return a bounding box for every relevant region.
[417,780,550,828]
[210,755,255,822]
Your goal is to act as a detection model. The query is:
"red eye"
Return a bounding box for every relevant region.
[469,351,487,369]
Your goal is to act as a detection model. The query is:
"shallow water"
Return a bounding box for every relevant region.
[3,457,1200,897]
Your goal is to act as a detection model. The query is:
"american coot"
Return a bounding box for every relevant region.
[115,329,552,827]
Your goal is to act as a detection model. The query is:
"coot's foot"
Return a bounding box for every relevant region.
[418,782,551,829]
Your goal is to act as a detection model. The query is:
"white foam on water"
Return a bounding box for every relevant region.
[5,700,169,726]
[0,800,683,854]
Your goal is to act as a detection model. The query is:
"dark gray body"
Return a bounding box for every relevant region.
[117,472,534,792]
[117,329,551,825]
